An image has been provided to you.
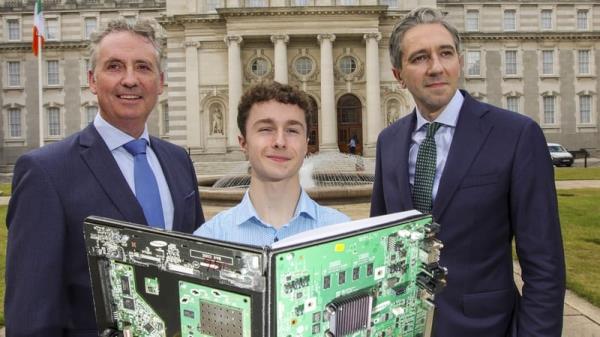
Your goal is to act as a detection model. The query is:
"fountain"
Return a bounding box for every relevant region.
[198,152,375,206]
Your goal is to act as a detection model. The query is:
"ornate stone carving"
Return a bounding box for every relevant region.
[224,35,243,46]
[363,32,382,42]
[317,34,336,43]
[334,51,364,82]
[270,34,289,44]
[182,41,199,48]
[209,103,224,135]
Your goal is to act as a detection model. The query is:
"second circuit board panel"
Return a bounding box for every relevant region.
[273,217,445,337]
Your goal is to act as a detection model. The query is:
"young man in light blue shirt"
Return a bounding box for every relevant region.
[194,82,349,246]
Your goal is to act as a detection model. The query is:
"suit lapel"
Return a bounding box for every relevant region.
[151,138,186,231]
[393,113,416,211]
[433,92,493,220]
[79,125,147,224]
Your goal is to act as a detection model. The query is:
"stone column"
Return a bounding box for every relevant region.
[271,34,289,84]
[364,32,382,157]
[317,33,338,152]
[184,41,202,148]
[225,35,243,151]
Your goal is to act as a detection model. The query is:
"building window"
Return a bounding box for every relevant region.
[579,95,592,124]
[123,15,137,25]
[245,0,266,7]
[86,106,97,124]
[206,0,220,12]
[340,0,358,5]
[250,57,269,77]
[381,0,398,7]
[84,17,97,40]
[7,61,21,86]
[465,10,479,32]
[505,50,517,75]
[503,10,516,31]
[162,102,169,134]
[47,107,61,136]
[8,108,22,138]
[578,50,590,75]
[45,17,59,41]
[339,56,357,75]
[83,58,91,85]
[47,60,60,85]
[7,19,20,41]
[466,51,481,76]
[577,9,588,30]
[543,96,555,124]
[541,9,553,30]
[506,96,519,113]
[542,50,554,75]
[294,56,313,75]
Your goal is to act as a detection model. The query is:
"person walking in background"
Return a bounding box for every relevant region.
[348,134,358,154]
[370,7,565,337]
[4,18,204,337]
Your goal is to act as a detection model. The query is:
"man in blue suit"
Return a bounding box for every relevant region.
[5,19,204,337]
[371,7,565,337]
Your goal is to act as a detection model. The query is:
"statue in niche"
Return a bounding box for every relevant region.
[386,101,401,126]
[210,105,224,135]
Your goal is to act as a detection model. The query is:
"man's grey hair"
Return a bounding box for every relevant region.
[89,18,164,73]
[389,7,461,69]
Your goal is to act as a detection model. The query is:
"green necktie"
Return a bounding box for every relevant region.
[412,122,442,213]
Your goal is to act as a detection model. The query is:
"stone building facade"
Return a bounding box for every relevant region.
[0,0,167,165]
[1,0,599,166]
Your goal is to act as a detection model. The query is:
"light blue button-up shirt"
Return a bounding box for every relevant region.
[194,189,350,246]
[93,114,175,230]
[409,90,464,202]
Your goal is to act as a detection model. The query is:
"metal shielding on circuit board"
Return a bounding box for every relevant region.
[179,281,252,337]
[274,217,446,337]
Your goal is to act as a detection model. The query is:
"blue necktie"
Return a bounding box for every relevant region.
[123,139,165,229]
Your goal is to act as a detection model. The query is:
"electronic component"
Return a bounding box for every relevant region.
[84,211,445,337]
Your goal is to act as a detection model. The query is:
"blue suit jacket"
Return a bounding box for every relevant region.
[5,124,204,337]
[371,91,565,337]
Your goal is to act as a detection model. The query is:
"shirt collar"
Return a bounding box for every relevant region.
[236,188,317,228]
[415,90,464,131]
[93,113,150,151]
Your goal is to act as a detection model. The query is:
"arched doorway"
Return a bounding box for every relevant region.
[307,96,319,154]
[337,94,363,154]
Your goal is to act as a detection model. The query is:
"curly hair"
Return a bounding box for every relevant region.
[237,81,313,137]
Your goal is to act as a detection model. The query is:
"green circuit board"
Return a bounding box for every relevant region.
[274,217,441,337]
[108,262,166,337]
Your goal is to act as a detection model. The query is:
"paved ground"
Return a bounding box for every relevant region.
[1,179,599,336]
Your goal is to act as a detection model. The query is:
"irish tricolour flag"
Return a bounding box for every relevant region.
[32,0,44,56]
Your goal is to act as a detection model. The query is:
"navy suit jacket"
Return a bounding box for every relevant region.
[371,91,565,337]
[5,124,205,337]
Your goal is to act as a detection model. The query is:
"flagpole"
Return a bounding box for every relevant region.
[38,34,44,148]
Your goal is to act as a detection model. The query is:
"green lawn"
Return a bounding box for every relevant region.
[557,189,600,307]
[555,167,600,180]
[0,184,10,197]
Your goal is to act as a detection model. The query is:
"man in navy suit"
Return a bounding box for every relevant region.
[371,7,565,337]
[5,19,204,337]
